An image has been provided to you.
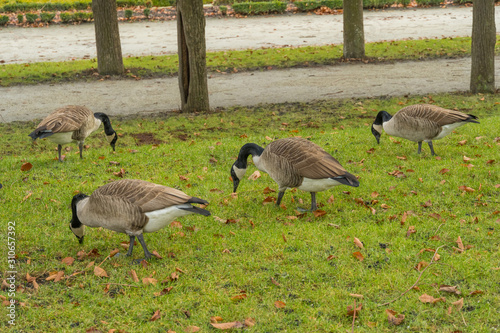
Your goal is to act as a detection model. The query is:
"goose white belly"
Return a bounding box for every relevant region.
[433,122,466,140]
[298,177,343,192]
[47,131,74,144]
[144,205,194,233]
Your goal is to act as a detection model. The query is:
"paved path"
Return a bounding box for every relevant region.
[3,56,499,123]
[1,6,499,122]
[2,6,495,64]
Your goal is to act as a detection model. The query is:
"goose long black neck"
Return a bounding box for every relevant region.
[70,193,89,228]
[94,112,115,136]
[235,143,265,168]
[373,111,393,125]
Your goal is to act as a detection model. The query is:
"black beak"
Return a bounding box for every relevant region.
[77,236,84,244]
[232,178,240,193]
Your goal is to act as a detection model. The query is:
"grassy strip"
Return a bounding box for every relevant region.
[2,36,499,87]
[0,93,499,331]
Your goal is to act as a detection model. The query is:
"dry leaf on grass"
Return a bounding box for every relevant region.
[456,236,465,252]
[21,162,33,171]
[439,285,461,295]
[346,303,362,317]
[386,309,405,325]
[61,257,74,266]
[94,266,108,278]
[452,298,464,311]
[274,300,286,308]
[419,293,445,304]
[129,270,139,283]
[210,321,245,329]
[142,277,157,286]
[352,251,364,261]
[150,310,161,322]
[248,170,261,180]
[185,325,200,332]
[353,237,364,249]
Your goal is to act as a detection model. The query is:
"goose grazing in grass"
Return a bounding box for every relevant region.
[230,137,360,211]
[371,104,479,156]
[69,179,211,260]
[29,105,117,161]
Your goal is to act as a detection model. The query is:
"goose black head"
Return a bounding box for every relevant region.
[230,161,247,193]
[94,112,117,151]
[371,111,392,144]
[231,143,264,193]
[70,193,89,244]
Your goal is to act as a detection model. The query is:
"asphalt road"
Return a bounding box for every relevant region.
[1,6,499,122]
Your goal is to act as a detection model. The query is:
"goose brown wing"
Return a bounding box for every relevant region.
[398,104,471,126]
[93,179,193,213]
[267,137,347,179]
[37,105,93,133]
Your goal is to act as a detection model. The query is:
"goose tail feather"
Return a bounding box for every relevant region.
[332,172,360,188]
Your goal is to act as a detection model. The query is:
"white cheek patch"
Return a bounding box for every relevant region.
[106,134,115,143]
[233,166,247,180]
[71,225,85,238]
[373,124,383,134]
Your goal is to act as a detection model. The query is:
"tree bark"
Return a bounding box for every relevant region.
[343,0,365,59]
[470,0,496,93]
[92,0,124,75]
[177,0,210,113]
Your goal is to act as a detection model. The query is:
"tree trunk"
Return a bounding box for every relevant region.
[343,0,365,59]
[177,0,210,113]
[92,0,124,75]
[470,0,496,94]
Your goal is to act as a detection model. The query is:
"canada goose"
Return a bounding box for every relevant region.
[69,179,211,260]
[371,104,479,155]
[29,105,117,161]
[230,137,360,211]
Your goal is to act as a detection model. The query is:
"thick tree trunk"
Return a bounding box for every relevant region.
[177,0,210,113]
[343,0,365,59]
[470,0,496,93]
[92,0,124,75]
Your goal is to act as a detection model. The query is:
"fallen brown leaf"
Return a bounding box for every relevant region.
[21,162,33,171]
[94,266,108,278]
[210,321,244,329]
[313,210,327,217]
[150,309,161,321]
[248,170,261,180]
[452,298,464,311]
[419,293,445,304]
[386,309,405,326]
[61,257,75,266]
[352,251,364,261]
[439,285,461,295]
[353,237,364,249]
[129,269,139,283]
[274,300,286,308]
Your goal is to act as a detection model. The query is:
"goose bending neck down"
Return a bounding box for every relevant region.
[230,137,360,212]
[28,105,118,161]
[69,179,211,260]
[371,104,479,156]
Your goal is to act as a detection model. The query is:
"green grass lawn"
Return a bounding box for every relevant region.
[0,93,499,331]
[2,36,499,87]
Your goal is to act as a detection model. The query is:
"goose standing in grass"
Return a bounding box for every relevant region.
[29,105,117,161]
[230,137,359,211]
[371,104,479,155]
[69,179,211,260]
